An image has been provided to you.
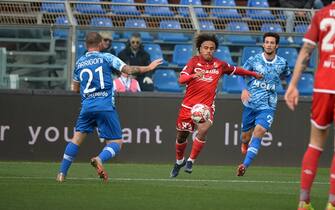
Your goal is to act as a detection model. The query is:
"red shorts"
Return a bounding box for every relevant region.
[311,92,335,129]
[176,106,215,132]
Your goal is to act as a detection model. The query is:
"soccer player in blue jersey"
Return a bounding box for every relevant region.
[56,32,162,182]
[236,32,291,176]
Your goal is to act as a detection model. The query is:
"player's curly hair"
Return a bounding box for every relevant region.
[195,33,219,52]
[263,32,280,45]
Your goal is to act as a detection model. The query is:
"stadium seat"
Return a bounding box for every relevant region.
[112,42,126,55]
[54,16,69,39]
[277,47,298,69]
[222,75,243,94]
[294,24,308,45]
[246,0,275,20]
[75,0,105,14]
[144,0,174,16]
[76,41,86,60]
[123,19,154,41]
[214,46,236,65]
[172,44,193,67]
[179,0,208,17]
[110,0,141,15]
[225,22,257,44]
[143,43,168,65]
[198,20,215,31]
[211,0,241,19]
[260,23,290,45]
[90,17,113,27]
[297,73,314,95]
[157,20,189,42]
[153,69,182,92]
[41,0,65,13]
[309,50,317,69]
[241,47,263,65]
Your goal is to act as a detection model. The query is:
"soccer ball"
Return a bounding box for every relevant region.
[191,103,211,123]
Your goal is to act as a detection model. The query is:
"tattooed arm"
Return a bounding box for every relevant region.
[121,59,163,75]
[284,42,315,111]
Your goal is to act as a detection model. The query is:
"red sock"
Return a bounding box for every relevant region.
[329,153,335,205]
[189,138,205,160]
[300,145,322,201]
[176,141,187,160]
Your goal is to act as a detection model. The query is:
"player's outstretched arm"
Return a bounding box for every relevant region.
[284,42,315,111]
[121,58,163,75]
[233,67,263,79]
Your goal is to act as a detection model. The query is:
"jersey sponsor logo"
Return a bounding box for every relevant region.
[323,55,335,69]
[194,67,219,82]
[77,57,104,69]
[252,80,275,91]
[84,91,108,98]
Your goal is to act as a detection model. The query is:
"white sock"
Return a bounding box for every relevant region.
[187,158,195,163]
[176,158,185,165]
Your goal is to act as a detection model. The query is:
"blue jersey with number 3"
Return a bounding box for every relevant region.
[243,53,290,110]
[73,51,126,112]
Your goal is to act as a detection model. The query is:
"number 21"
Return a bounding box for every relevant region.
[79,66,105,94]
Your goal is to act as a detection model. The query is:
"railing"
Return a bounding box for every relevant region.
[0,0,316,90]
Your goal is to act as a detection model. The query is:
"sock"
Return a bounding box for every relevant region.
[189,137,205,161]
[329,153,335,205]
[59,142,79,176]
[300,144,322,202]
[176,141,187,162]
[242,136,261,167]
[98,142,121,163]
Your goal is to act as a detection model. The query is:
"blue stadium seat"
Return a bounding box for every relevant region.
[54,16,69,39]
[214,46,236,65]
[211,0,241,19]
[112,42,126,55]
[222,75,243,94]
[172,44,193,67]
[241,47,263,65]
[225,22,256,44]
[41,0,65,13]
[198,20,215,31]
[75,0,104,14]
[260,23,290,45]
[246,0,275,20]
[144,0,174,16]
[143,43,168,65]
[157,20,189,42]
[297,73,314,95]
[277,47,298,69]
[110,0,141,15]
[294,24,308,45]
[123,19,154,41]
[76,41,86,60]
[90,17,113,27]
[179,0,207,17]
[309,50,317,69]
[153,69,182,92]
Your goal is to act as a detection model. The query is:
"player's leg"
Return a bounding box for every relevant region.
[57,111,94,182]
[170,130,189,178]
[185,120,212,173]
[240,107,255,155]
[241,130,253,155]
[91,111,123,182]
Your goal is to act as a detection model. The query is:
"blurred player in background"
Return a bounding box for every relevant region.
[56,32,162,182]
[170,33,262,178]
[236,32,290,176]
[285,2,335,210]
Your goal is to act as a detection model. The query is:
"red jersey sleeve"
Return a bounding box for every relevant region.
[180,57,197,76]
[303,11,320,45]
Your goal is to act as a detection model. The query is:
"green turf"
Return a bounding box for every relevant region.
[0,162,329,210]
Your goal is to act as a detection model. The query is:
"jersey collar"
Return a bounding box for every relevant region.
[262,52,277,64]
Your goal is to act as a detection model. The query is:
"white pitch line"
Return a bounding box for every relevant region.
[0,176,329,185]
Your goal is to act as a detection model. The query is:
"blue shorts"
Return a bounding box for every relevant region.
[75,110,122,140]
[241,107,275,132]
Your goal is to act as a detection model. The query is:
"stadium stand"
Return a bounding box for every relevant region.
[143,43,168,65]
[211,0,241,19]
[179,0,208,17]
[246,0,275,20]
[144,0,174,16]
[112,42,126,55]
[222,74,243,94]
[75,0,105,14]
[153,69,182,92]
[157,20,189,42]
[198,20,216,31]
[225,22,257,45]
[297,73,314,96]
[110,0,141,15]
[53,16,69,40]
[123,19,154,41]
[172,44,193,67]
[214,46,235,66]
[41,0,66,13]
[277,47,298,69]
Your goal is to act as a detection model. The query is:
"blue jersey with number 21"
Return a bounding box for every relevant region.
[73,51,126,112]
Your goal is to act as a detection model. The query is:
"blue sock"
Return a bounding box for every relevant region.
[98,142,121,163]
[59,142,79,176]
[243,136,261,167]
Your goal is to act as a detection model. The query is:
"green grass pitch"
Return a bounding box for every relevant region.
[0,162,330,210]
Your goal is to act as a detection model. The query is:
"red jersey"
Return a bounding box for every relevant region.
[303,2,335,93]
[180,55,254,109]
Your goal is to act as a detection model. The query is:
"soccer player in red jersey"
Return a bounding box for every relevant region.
[285,2,335,210]
[170,33,262,178]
